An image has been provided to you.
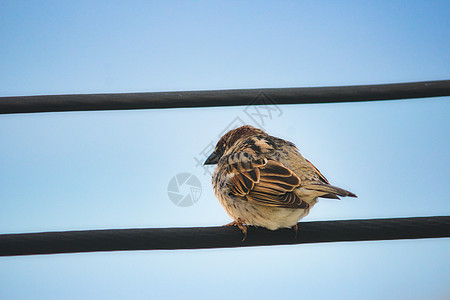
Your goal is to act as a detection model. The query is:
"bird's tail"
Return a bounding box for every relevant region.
[301,183,357,199]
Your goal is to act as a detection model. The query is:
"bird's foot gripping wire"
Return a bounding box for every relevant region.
[292,224,298,239]
[223,218,248,241]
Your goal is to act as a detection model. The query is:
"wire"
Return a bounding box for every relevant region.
[0,80,449,114]
[0,216,448,256]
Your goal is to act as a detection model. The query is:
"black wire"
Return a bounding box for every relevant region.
[0,80,449,114]
[0,216,449,256]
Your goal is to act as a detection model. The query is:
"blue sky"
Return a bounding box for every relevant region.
[0,1,449,299]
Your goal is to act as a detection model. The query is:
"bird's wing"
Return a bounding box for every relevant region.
[227,157,309,209]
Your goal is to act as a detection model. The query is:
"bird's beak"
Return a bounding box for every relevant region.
[204,151,220,165]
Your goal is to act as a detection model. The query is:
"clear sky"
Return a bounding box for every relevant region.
[0,1,449,299]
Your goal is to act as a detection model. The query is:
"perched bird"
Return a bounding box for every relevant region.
[204,125,356,240]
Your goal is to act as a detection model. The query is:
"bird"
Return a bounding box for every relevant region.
[204,125,356,240]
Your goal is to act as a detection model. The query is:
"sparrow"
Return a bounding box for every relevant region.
[204,125,356,240]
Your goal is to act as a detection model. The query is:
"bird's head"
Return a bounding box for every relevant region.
[204,125,265,165]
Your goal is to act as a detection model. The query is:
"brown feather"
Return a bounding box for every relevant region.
[241,169,259,182]
[227,158,309,209]
[260,160,293,176]
[305,159,329,184]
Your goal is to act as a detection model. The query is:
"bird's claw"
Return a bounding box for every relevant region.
[223,218,248,241]
[292,224,298,239]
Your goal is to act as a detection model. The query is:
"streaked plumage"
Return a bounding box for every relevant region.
[204,125,356,239]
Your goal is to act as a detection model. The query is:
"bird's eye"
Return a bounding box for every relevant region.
[217,144,225,153]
